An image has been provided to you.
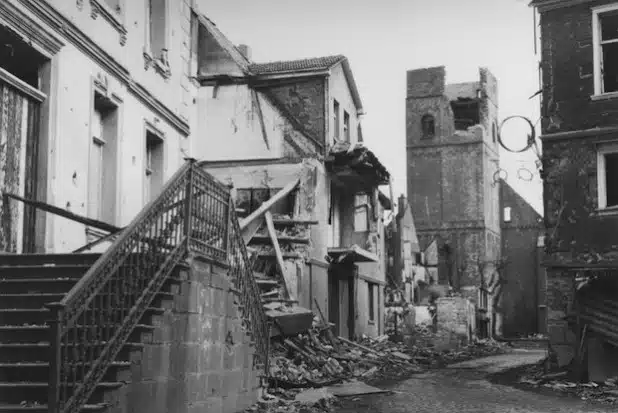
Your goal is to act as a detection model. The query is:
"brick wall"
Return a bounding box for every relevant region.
[539,1,618,134]
[105,258,261,413]
[264,77,326,145]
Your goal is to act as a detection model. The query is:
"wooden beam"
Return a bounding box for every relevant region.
[4,192,120,233]
[250,235,310,244]
[265,211,293,300]
[272,219,318,226]
[239,178,299,237]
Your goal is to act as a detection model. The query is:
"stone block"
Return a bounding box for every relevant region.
[200,397,224,413]
[170,342,200,377]
[186,372,208,404]
[166,377,189,413]
[222,393,239,413]
[211,270,230,291]
[172,314,190,343]
[208,343,223,371]
[140,344,171,380]
[152,316,173,344]
[221,369,243,397]
[206,371,223,396]
[223,345,235,370]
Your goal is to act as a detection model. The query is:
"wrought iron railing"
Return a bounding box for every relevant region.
[228,213,270,370]
[46,160,267,413]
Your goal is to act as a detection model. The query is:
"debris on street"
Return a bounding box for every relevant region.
[515,362,618,406]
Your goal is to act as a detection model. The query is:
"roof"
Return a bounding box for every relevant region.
[327,141,390,186]
[249,55,364,113]
[528,0,590,10]
[248,55,346,75]
[198,15,251,74]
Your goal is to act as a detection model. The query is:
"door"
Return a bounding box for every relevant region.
[0,72,42,253]
[328,269,340,337]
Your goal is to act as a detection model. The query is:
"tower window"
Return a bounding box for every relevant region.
[492,121,498,143]
[421,114,435,139]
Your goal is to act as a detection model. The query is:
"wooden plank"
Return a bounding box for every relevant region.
[258,251,304,259]
[239,178,299,242]
[250,235,310,244]
[337,336,383,356]
[272,219,318,226]
[265,211,293,300]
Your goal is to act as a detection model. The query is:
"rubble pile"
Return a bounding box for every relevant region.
[516,364,618,405]
[267,326,423,390]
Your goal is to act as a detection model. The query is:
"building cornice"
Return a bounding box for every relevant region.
[540,126,618,141]
[15,0,189,136]
[0,1,64,57]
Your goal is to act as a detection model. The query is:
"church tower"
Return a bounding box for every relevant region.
[405,66,501,315]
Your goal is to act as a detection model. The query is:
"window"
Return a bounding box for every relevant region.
[421,114,435,139]
[354,193,369,232]
[148,0,167,60]
[597,145,618,209]
[88,92,118,223]
[333,100,340,140]
[368,283,376,322]
[503,207,512,223]
[145,130,164,203]
[594,5,618,94]
[357,124,363,143]
[343,111,350,142]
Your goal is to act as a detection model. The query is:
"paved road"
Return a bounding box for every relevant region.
[334,350,615,413]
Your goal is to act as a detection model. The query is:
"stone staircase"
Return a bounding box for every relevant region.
[0,253,180,413]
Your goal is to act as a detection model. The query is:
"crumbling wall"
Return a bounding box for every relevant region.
[435,296,476,349]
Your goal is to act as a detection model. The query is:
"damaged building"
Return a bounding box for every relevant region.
[405,66,502,338]
[191,16,392,339]
[531,0,618,381]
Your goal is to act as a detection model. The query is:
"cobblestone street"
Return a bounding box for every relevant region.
[334,350,615,413]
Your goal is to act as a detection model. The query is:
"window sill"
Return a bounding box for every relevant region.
[143,51,171,79]
[591,92,618,102]
[592,206,618,217]
[90,0,127,46]
[368,320,376,325]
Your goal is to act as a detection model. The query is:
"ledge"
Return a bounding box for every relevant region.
[591,206,618,217]
[89,0,127,46]
[143,51,171,79]
[590,92,618,102]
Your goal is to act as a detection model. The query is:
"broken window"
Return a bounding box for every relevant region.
[598,9,618,93]
[88,92,118,223]
[343,111,350,142]
[0,26,47,88]
[234,188,296,218]
[144,130,164,203]
[148,0,167,60]
[333,100,340,140]
[421,114,435,139]
[368,282,376,321]
[450,99,480,130]
[189,10,199,77]
[492,121,498,143]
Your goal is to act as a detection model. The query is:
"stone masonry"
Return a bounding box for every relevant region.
[102,258,261,413]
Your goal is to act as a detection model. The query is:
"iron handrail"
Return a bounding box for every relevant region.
[45,160,268,413]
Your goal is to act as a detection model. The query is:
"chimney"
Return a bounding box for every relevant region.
[237,44,252,61]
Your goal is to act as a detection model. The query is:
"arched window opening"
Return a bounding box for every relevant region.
[421,114,435,139]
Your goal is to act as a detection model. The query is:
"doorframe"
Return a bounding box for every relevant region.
[0,3,64,252]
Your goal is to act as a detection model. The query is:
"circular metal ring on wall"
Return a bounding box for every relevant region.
[517,167,534,182]
[493,168,508,184]
[498,115,536,153]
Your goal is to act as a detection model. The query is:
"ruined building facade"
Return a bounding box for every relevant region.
[405,66,501,336]
[531,0,618,374]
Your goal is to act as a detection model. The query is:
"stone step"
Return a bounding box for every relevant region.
[0,254,101,267]
[0,360,131,383]
[0,341,144,363]
[0,381,123,405]
[0,403,108,413]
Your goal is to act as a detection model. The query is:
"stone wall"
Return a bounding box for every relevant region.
[106,258,261,413]
[546,269,577,367]
[434,296,476,349]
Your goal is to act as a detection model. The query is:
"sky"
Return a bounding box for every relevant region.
[202,0,544,213]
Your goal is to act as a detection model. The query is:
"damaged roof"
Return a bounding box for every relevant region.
[445,82,480,101]
[249,55,364,113]
[326,141,390,186]
[249,55,346,75]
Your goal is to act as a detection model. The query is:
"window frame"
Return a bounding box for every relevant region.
[333,99,340,140]
[592,4,618,96]
[144,121,166,204]
[144,0,171,77]
[368,282,376,322]
[421,114,435,139]
[597,143,618,210]
[343,110,350,142]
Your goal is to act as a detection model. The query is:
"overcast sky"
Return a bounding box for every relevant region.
[203,0,544,213]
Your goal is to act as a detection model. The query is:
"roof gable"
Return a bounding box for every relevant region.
[198,15,251,78]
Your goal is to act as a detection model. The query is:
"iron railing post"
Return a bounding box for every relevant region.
[225,185,234,253]
[184,159,196,249]
[47,303,64,413]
